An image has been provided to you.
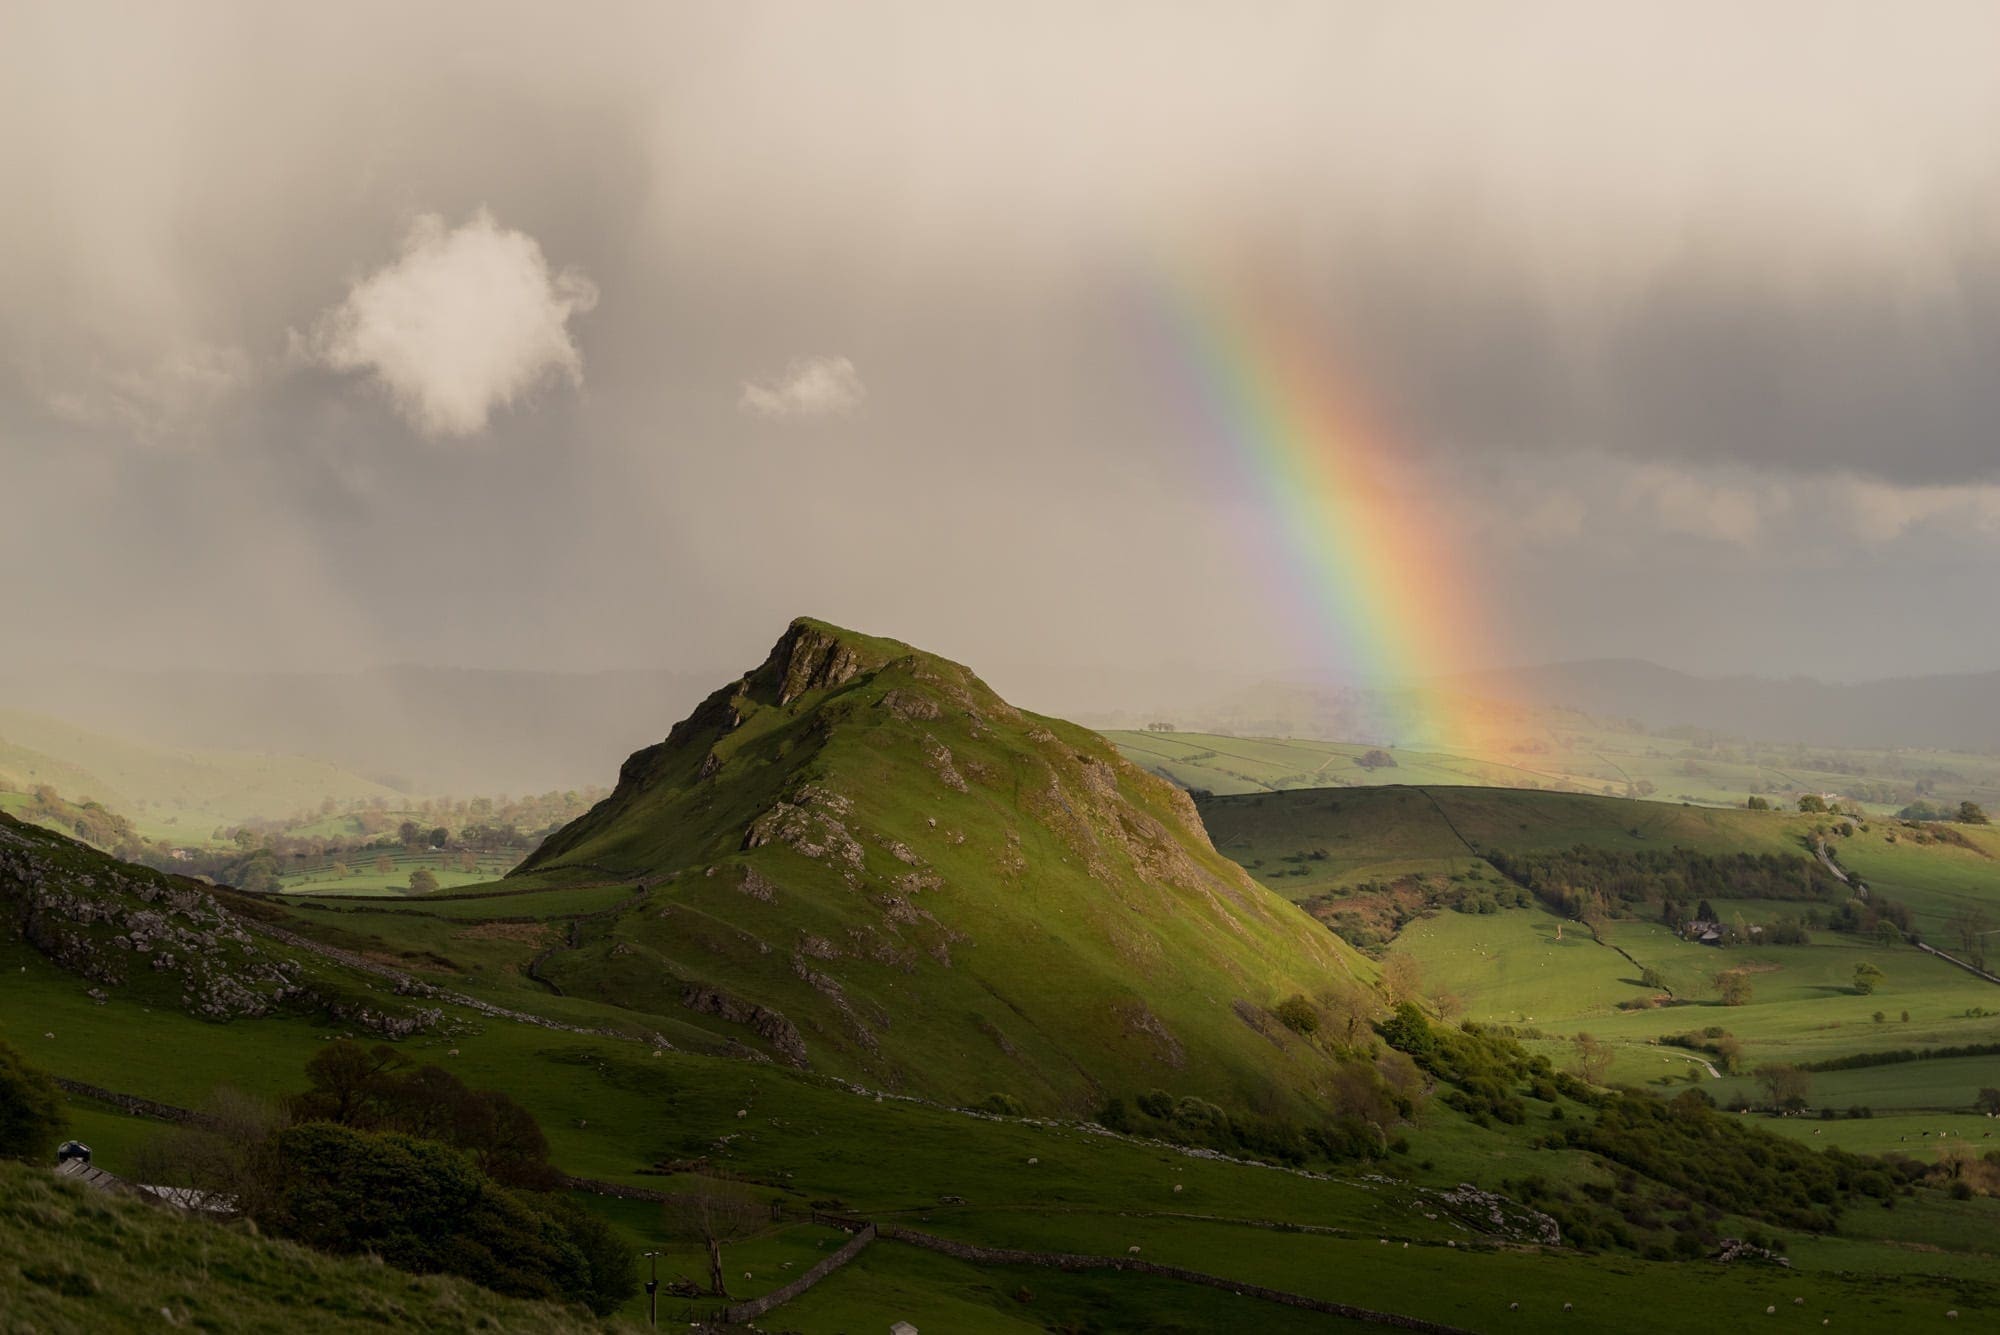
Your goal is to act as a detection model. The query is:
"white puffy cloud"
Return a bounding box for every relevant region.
[305,210,597,438]
[738,355,865,421]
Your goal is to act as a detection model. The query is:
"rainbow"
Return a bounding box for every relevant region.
[1147,274,1489,747]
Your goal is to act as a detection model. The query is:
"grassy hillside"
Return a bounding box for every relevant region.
[1202,783,2000,1157]
[495,618,1377,1117]
[0,1160,613,1333]
[9,783,2000,1329]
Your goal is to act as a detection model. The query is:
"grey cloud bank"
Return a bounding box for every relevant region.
[2,0,1999,700]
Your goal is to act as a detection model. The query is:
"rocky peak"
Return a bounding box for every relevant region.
[754,619,893,706]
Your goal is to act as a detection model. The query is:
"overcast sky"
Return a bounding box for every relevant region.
[5,0,2000,706]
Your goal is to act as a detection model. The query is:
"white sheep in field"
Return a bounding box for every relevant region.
[1128,1246,1141,1255]
[1563,1303,1573,1312]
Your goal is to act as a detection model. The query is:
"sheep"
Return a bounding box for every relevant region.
[1028,1156,1039,1165]
[1128,1246,1141,1255]
[1172,1184,1183,1193]
[1767,1307,1776,1315]
[446,1048,460,1057]
[1563,1303,1573,1312]
[1509,1302,1520,1311]
[736,1108,748,1118]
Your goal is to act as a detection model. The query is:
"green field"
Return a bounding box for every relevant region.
[277,848,519,895]
[13,936,2000,1334]
[1203,783,2000,1160]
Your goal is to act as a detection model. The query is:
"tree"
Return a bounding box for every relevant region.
[1798,794,1828,813]
[1746,795,1771,811]
[1639,966,1667,992]
[663,1177,768,1297]
[1274,994,1320,1035]
[1695,899,1718,924]
[1355,748,1398,771]
[409,867,440,894]
[428,826,450,848]
[1380,953,1424,1007]
[1961,801,1990,826]
[1852,962,1885,995]
[1717,971,1753,1007]
[132,1087,288,1219]
[1950,907,1993,972]
[0,1041,66,1163]
[1574,1032,1613,1085]
[398,820,422,849]
[1975,1088,2000,1115]
[1316,979,1377,1048]
[373,853,394,876]
[330,860,350,879]
[1756,1063,1812,1112]
[288,1039,557,1190]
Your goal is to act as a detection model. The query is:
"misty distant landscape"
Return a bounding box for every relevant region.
[7,4,2000,1333]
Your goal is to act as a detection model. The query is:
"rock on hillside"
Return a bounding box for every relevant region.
[0,811,436,1035]
[512,618,1377,1116]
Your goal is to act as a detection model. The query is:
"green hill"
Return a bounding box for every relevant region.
[507,618,1374,1115]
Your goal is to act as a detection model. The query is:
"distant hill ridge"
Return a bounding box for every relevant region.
[1444,659,2000,752]
[511,617,1375,1115]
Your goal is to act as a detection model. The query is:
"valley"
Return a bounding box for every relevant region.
[8,622,2000,1331]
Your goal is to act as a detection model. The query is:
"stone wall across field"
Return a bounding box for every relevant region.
[718,1223,876,1324]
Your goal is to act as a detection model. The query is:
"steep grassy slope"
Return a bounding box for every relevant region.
[508,618,1373,1115]
[0,1161,615,1333]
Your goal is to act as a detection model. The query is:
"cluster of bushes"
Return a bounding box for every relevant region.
[1376,1003,1558,1125]
[1551,1089,1912,1236]
[1828,894,1915,942]
[1097,1057,1420,1165]
[1801,1041,2000,1074]
[1484,846,1839,921]
[135,1041,634,1315]
[1300,874,1530,950]
[1662,1026,1745,1074]
[1897,800,1990,824]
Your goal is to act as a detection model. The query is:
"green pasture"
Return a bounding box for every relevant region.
[278,849,517,895]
